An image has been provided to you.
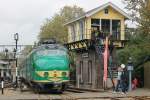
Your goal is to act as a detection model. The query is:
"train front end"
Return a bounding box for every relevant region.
[32,44,69,92]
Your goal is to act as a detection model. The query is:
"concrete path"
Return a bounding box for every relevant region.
[0,88,149,100]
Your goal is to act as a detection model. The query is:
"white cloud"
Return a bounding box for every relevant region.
[0,0,130,45]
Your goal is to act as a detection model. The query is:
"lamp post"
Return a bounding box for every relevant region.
[14,33,19,88]
[14,33,19,50]
[13,48,16,59]
[127,57,133,91]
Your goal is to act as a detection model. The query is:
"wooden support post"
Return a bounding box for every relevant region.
[77,75,80,88]
[110,19,112,35]
[99,19,101,30]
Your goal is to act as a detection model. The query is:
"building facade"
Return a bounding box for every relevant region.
[65,2,130,89]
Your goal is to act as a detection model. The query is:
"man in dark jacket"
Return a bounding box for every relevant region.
[121,65,128,94]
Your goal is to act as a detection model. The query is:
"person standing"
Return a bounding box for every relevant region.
[114,64,123,92]
[120,64,127,94]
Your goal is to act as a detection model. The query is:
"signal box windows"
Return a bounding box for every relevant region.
[104,8,109,14]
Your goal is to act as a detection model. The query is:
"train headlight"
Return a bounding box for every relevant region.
[54,71,57,77]
[62,72,67,77]
[54,73,57,77]
[44,72,49,78]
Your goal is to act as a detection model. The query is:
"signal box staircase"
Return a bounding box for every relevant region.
[94,38,117,89]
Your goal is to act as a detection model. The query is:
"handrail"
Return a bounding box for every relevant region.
[68,29,129,42]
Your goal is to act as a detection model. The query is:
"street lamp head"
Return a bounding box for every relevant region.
[129,57,132,60]
[128,57,133,64]
[128,57,133,69]
[14,33,19,41]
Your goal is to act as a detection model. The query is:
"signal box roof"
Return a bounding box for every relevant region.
[65,2,130,25]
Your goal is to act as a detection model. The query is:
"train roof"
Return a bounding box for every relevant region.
[19,43,68,68]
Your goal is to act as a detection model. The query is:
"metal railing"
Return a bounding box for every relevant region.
[68,30,91,42]
[68,29,129,42]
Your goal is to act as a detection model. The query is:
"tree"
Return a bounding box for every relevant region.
[38,5,85,43]
[123,0,150,35]
[117,0,150,67]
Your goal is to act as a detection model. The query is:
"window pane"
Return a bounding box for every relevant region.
[91,19,100,26]
[112,20,121,40]
[101,19,110,36]
[104,8,108,14]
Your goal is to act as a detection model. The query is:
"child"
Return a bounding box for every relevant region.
[132,77,138,90]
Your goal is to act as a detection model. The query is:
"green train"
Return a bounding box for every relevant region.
[19,40,70,93]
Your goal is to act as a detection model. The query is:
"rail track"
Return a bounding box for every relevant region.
[36,91,77,100]
[66,88,84,93]
[37,94,150,100]
[36,88,84,100]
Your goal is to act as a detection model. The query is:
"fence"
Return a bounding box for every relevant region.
[68,29,129,42]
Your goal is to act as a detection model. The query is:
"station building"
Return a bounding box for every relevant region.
[65,2,130,89]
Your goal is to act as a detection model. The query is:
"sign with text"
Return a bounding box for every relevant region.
[82,53,89,58]
[127,65,133,71]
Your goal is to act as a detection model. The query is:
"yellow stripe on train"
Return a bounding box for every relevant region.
[35,70,69,78]
[32,80,69,83]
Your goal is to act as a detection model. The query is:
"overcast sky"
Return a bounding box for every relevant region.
[0,0,129,45]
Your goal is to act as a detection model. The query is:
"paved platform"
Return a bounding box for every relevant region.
[0,88,149,100]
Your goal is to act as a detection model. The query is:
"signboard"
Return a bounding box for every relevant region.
[82,53,89,58]
[127,65,133,71]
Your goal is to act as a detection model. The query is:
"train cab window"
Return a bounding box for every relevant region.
[35,50,67,58]
[104,8,109,14]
